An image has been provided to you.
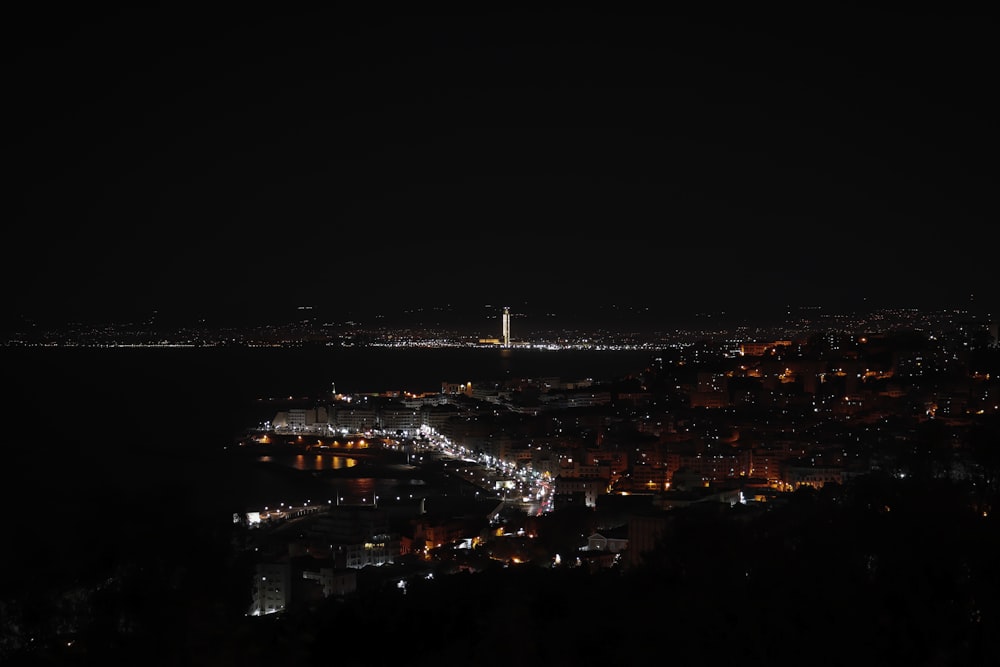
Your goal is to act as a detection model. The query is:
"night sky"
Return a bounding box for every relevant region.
[6,7,996,330]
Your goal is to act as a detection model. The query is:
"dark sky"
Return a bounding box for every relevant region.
[6,7,996,330]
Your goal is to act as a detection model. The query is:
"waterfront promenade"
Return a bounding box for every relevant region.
[231,430,504,517]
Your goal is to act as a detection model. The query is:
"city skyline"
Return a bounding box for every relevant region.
[2,290,998,663]
[4,9,997,659]
[4,298,995,351]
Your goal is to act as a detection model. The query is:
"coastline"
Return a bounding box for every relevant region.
[224,440,491,511]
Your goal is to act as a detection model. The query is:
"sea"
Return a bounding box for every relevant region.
[0,344,655,592]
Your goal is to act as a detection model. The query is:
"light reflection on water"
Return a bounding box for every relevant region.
[256,454,358,470]
[249,454,429,507]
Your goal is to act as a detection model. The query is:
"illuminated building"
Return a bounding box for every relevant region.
[502,306,511,347]
[250,561,291,615]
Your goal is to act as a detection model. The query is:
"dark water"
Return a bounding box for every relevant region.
[1,345,653,580]
[1,344,655,444]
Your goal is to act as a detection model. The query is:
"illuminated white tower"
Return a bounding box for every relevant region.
[502,306,511,347]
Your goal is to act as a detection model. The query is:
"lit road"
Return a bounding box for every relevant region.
[412,428,553,516]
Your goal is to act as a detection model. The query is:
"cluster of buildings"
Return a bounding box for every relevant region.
[244,312,998,615]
